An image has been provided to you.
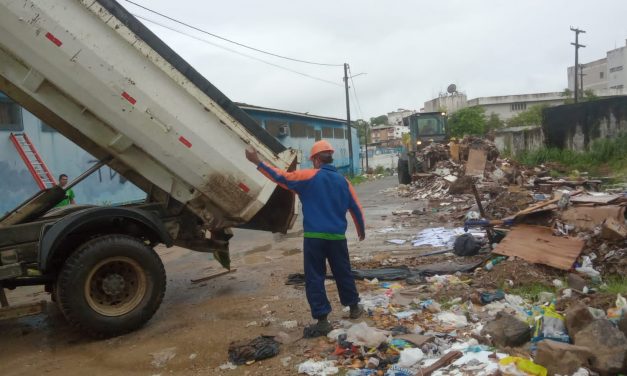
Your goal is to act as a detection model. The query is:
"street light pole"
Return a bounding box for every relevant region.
[343,63,354,177]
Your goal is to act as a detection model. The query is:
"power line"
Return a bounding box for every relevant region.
[123,0,343,67]
[347,66,364,120]
[133,14,343,87]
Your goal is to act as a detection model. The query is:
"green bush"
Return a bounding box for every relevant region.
[516,134,627,174]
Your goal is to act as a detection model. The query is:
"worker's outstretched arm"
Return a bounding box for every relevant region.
[346,179,366,241]
[245,147,314,194]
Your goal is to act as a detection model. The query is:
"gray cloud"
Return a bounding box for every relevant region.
[126,0,627,119]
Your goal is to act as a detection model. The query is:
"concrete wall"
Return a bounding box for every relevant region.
[543,96,627,150]
[494,126,544,156]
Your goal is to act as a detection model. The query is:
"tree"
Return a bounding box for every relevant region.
[448,106,486,137]
[353,119,369,141]
[485,113,504,132]
[507,104,547,127]
[561,88,599,104]
[370,115,388,126]
[583,89,599,101]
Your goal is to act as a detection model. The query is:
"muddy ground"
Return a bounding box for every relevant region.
[2,176,459,375]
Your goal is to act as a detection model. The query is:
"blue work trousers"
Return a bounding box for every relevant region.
[303,237,359,319]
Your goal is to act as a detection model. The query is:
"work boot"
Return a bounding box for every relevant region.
[349,304,364,319]
[303,319,333,338]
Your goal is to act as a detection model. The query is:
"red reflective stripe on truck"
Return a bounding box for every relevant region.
[121,91,136,105]
[178,136,192,148]
[238,182,250,193]
[45,32,62,47]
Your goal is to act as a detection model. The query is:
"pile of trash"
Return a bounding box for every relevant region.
[293,270,627,375]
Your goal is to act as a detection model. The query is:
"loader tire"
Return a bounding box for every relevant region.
[56,234,166,338]
[398,159,411,185]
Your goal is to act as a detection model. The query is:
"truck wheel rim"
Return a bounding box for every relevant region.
[84,256,147,317]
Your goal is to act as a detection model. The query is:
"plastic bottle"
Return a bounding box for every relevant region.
[485,256,507,270]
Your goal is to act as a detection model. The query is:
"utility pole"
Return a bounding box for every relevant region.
[364,122,369,173]
[343,63,354,177]
[579,64,586,97]
[570,27,586,103]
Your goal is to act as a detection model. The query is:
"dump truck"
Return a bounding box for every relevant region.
[0,0,299,336]
[398,112,449,184]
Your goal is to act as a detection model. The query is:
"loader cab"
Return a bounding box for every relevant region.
[403,112,449,151]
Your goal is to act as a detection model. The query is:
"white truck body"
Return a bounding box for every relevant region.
[0,0,297,231]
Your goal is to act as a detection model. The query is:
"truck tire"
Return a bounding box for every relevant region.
[398,159,411,185]
[56,234,166,338]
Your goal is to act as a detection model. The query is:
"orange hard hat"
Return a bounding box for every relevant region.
[310,140,335,160]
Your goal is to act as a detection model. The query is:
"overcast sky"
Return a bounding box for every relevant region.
[124,0,627,120]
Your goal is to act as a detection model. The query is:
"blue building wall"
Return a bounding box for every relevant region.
[242,108,361,175]
[0,92,145,215]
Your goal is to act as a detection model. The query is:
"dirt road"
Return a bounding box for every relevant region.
[0,176,442,375]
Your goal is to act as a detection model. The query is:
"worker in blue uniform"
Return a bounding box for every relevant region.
[245,140,365,336]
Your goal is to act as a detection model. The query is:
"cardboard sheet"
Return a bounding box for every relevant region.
[465,149,487,176]
[493,225,585,270]
[560,205,625,231]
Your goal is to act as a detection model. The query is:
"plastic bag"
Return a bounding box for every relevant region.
[396,348,424,367]
[498,356,547,376]
[575,256,601,281]
[531,305,569,344]
[346,322,388,347]
[436,312,468,328]
[297,360,339,375]
[607,293,627,319]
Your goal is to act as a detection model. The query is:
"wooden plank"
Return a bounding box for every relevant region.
[465,149,487,176]
[570,194,620,204]
[191,268,237,283]
[506,190,583,220]
[493,225,585,270]
[449,143,460,162]
[0,301,46,320]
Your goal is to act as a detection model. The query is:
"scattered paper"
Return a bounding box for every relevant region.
[386,239,407,245]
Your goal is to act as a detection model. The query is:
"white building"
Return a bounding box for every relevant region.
[423,93,468,114]
[423,91,564,122]
[568,39,627,95]
[466,92,565,121]
[387,108,415,126]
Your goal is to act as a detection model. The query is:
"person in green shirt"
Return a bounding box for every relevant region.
[55,173,75,207]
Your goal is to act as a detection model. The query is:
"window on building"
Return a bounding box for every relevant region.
[321,127,333,138]
[609,66,624,73]
[307,125,316,139]
[0,96,23,131]
[600,71,605,79]
[314,129,321,141]
[41,121,57,132]
[333,127,344,139]
[510,103,527,111]
[289,122,310,138]
[265,119,288,137]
